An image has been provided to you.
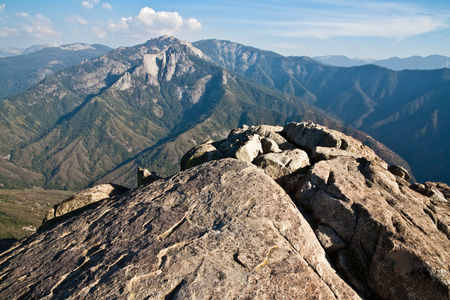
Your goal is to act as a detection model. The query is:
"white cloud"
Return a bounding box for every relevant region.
[81,1,93,9]
[102,2,113,10]
[107,7,202,38]
[136,7,183,29]
[0,4,5,13]
[185,18,202,31]
[108,17,131,32]
[239,0,449,41]
[91,26,106,39]
[246,0,450,40]
[0,27,19,37]
[81,0,100,9]
[279,15,446,40]
[3,12,62,38]
[65,14,88,25]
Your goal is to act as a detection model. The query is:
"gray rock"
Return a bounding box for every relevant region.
[43,183,129,223]
[388,165,411,181]
[177,122,450,299]
[315,224,346,255]
[180,139,224,171]
[0,159,360,299]
[261,137,281,153]
[137,167,161,186]
[247,125,296,151]
[410,181,450,240]
[425,181,450,200]
[284,122,342,149]
[293,155,450,299]
[232,134,262,162]
[284,122,387,168]
[215,129,263,163]
[311,146,359,162]
[253,149,310,186]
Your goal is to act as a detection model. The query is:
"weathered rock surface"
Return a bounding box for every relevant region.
[388,165,412,181]
[295,156,450,299]
[43,183,129,222]
[137,167,162,186]
[180,140,224,171]
[181,124,305,186]
[280,122,450,300]
[253,149,310,185]
[283,122,388,168]
[181,121,450,299]
[3,121,449,300]
[0,159,360,299]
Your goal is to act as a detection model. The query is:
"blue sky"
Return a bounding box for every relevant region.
[0,0,449,59]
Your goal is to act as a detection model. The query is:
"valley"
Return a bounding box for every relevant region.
[0,36,448,192]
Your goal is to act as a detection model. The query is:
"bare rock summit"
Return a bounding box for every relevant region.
[0,159,360,299]
[1,122,449,299]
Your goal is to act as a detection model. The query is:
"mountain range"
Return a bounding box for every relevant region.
[314,54,450,70]
[194,39,450,184]
[0,44,54,58]
[0,43,112,98]
[0,36,448,191]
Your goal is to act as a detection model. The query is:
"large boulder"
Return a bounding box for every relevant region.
[181,125,307,185]
[283,122,387,167]
[253,149,310,186]
[180,121,450,299]
[43,184,129,223]
[180,139,223,171]
[294,156,450,299]
[0,159,360,299]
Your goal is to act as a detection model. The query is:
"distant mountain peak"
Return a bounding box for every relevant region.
[122,39,206,87]
[59,43,95,51]
[313,54,450,70]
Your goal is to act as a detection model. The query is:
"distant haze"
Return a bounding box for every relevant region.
[314,55,450,70]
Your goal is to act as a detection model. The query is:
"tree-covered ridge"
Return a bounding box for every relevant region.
[0,44,112,98]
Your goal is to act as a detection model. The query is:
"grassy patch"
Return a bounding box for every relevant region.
[0,195,13,204]
[0,189,74,240]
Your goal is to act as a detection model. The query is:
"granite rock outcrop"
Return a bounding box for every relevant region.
[181,122,450,299]
[1,122,449,299]
[0,159,360,299]
[43,184,129,223]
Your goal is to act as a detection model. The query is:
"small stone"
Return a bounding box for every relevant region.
[388,165,411,181]
[261,137,281,153]
[315,224,346,255]
[137,167,161,186]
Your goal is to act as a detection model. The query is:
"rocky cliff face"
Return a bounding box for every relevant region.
[1,123,449,299]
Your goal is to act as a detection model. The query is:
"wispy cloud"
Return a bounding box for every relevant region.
[0,3,4,21]
[65,14,88,25]
[81,0,100,10]
[0,12,61,38]
[278,15,446,40]
[91,26,106,39]
[107,7,202,38]
[102,2,113,10]
[229,0,449,40]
